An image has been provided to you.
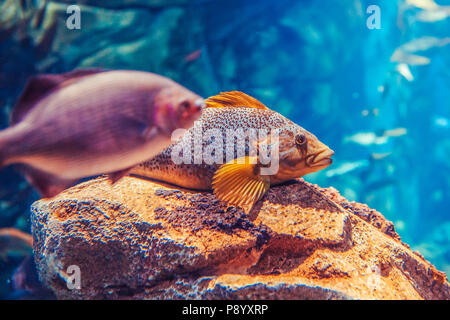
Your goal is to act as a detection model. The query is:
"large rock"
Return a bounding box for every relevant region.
[30,176,449,300]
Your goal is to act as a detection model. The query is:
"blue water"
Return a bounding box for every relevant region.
[0,0,449,297]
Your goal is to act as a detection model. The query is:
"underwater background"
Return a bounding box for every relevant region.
[0,0,449,298]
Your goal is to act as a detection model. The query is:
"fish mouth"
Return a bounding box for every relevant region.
[308,148,334,167]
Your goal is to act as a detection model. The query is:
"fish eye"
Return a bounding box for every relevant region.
[295,134,307,146]
[179,100,190,110]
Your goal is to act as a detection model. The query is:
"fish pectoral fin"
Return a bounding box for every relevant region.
[205,91,269,110]
[17,165,77,198]
[107,167,133,184]
[212,156,270,209]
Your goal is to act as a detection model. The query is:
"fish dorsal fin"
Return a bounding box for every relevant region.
[10,68,106,125]
[212,156,270,211]
[205,91,269,110]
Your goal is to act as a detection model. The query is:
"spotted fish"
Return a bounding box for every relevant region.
[131,91,334,209]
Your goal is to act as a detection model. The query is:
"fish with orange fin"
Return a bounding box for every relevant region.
[131,91,334,211]
[0,69,204,197]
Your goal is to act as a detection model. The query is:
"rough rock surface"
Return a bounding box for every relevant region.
[31,177,449,300]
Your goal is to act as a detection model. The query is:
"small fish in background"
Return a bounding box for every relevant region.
[400,36,450,52]
[344,132,388,146]
[371,152,393,160]
[326,152,393,178]
[383,127,407,137]
[344,128,407,146]
[406,0,438,10]
[325,160,369,178]
[391,37,450,68]
[415,8,450,22]
[391,51,430,66]
[406,0,450,22]
[184,49,202,63]
[433,116,450,128]
[0,228,32,260]
[0,69,205,197]
[132,91,334,210]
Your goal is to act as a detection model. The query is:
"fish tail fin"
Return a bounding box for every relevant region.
[0,126,75,197]
[0,123,29,168]
[0,125,24,168]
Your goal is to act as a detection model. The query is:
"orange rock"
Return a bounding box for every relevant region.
[31,176,449,300]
